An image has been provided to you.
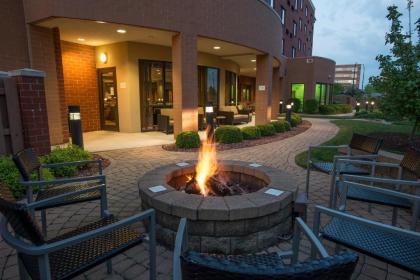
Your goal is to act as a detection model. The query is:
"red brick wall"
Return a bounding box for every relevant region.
[27,26,67,145]
[61,41,100,132]
[0,0,29,71]
[13,75,51,155]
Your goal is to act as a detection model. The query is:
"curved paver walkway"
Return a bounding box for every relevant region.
[0,118,417,280]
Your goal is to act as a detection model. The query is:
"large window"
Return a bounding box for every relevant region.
[292,47,296,58]
[225,71,237,106]
[282,39,285,55]
[315,83,332,105]
[299,18,302,30]
[198,66,219,108]
[298,39,302,51]
[280,6,286,25]
[291,84,305,112]
[293,21,297,37]
[300,0,304,9]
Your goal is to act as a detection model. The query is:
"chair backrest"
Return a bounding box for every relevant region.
[0,181,45,245]
[12,148,41,181]
[349,133,383,154]
[160,108,174,119]
[400,149,420,179]
[180,251,358,280]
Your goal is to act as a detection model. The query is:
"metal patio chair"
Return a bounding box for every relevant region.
[313,205,420,275]
[305,133,383,201]
[331,149,420,224]
[173,217,358,280]
[12,148,108,236]
[0,181,156,280]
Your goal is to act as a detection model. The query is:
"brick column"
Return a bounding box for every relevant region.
[255,54,273,125]
[172,33,198,137]
[271,67,281,120]
[9,69,51,155]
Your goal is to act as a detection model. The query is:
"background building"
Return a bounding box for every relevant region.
[335,64,362,89]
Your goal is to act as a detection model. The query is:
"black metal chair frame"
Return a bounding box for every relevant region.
[313,205,420,275]
[305,133,383,202]
[173,217,358,280]
[13,148,108,237]
[0,200,156,280]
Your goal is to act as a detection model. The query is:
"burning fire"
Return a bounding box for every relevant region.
[195,126,218,196]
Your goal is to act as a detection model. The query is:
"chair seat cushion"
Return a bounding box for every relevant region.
[20,216,143,280]
[312,162,369,175]
[181,250,358,278]
[321,217,420,275]
[338,184,411,208]
[35,184,101,210]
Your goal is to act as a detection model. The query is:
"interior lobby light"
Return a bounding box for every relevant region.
[213,46,221,50]
[253,68,257,71]
[77,38,85,42]
[117,29,127,34]
[99,52,108,63]
[96,21,106,24]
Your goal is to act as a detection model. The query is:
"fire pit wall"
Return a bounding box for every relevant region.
[138,160,298,254]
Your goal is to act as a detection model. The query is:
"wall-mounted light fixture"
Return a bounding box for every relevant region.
[99,52,108,63]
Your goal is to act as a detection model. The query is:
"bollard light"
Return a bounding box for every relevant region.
[68,105,84,149]
[356,102,360,113]
[286,104,292,125]
[279,100,284,114]
[205,104,215,141]
[365,101,369,111]
[370,101,375,112]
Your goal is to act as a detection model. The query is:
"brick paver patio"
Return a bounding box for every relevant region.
[1,118,418,280]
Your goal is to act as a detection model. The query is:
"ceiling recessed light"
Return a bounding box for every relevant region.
[96,21,106,24]
[77,38,86,42]
[251,59,256,62]
[117,29,127,34]
[253,68,257,71]
[213,46,221,50]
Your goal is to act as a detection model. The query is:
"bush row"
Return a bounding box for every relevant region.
[0,145,92,199]
[318,104,353,115]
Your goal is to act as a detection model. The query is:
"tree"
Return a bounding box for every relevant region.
[364,83,377,95]
[333,83,344,95]
[369,2,420,142]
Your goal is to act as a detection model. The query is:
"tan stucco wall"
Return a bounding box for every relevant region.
[95,41,240,132]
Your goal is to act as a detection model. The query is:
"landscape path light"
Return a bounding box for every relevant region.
[286,104,292,125]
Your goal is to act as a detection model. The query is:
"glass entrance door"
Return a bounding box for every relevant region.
[139,60,173,132]
[98,68,119,131]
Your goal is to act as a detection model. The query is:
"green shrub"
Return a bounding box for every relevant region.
[319,105,337,115]
[256,124,276,137]
[271,121,286,133]
[288,98,302,112]
[283,121,291,131]
[241,126,261,140]
[290,113,302,127]
[176,131,201,149]
[42,145,92,177]
[303,99,319,114]
[334,104,353,113]
[0,156,53,199]
[355,111,385,120]
[215,126,243,144]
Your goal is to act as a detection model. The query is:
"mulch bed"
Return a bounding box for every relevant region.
[162,120,312,152]
[77,154,111,177]
[367,133,420,153]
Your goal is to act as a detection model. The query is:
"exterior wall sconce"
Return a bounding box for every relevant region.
[99,52,108,63]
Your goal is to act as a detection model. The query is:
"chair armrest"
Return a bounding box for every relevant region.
[337,158,400,168]
[309,144,349,150]
[26,184,105,210]
[20,175,105,187]
[3,209,156,255]
[314,205,420,240]
[42,159,102,169]
[173,218,188,280]
[342,174,420,187]
[292,217,329,263]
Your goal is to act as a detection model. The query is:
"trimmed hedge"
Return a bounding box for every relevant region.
[42,145,92,177]
[256,124,276,136]
[303,99,319,114]
[319,104,353,115]
[0,156,53,199]
[271,121,286,133]
[283,120,291,131]
[215,126,243,144]
[176,131,201,149]
[241,126,262,140]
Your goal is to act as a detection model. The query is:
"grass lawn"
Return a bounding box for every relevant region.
[295,119,419,168]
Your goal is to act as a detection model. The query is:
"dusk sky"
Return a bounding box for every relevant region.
[312,0,419,88]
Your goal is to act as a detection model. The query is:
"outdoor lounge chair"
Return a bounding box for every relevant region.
[13,148,108,236]
[0,181,156,280]
[331,149,420,225]
[313,205,420,275]
[305,133,383,202]
[173,217,358,280]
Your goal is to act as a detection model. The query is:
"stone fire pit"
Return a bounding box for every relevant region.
[138,160,298,254]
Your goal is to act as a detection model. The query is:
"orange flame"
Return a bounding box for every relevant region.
[195,126,218,196]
